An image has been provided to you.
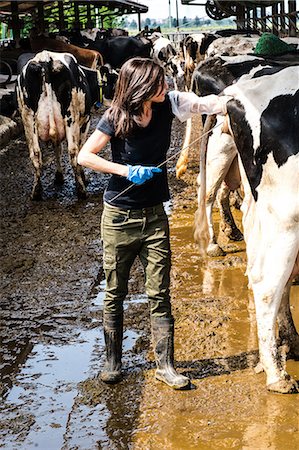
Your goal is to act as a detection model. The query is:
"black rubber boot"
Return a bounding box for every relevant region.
[151,316,190,390]
[100,312,123,384]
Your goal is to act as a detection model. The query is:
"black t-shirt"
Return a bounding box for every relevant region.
[96,94,175,209]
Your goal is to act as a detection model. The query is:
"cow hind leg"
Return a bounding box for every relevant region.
[26,129,43,200]
[31,152,43,201]
[68,147,87,199]
[277,282,299,360]
[66,124,87,199]
[251,244,299,393]
[217,183,243,242]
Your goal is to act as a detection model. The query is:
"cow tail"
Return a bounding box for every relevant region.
[40,60,57,142]
[176,117,192,178]
[194,114,217,255]
[44,82,56,141]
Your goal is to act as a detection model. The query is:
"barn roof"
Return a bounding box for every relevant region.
[0,0,148,16]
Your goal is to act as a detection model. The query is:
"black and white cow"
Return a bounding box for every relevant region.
[205,35,259,58]
[196,65,299,393]
[180,31,260,88]
[178,55,268,256]
[150,33,184,89]
[16,50,98,200]
[86,35,152,69]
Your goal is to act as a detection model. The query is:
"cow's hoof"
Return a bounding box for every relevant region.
[207,244,226,257]
[176,164,187,179]
[267,376,299,394]
[54,172,64,185]
[222,226,243,241]
[254,361,264,374]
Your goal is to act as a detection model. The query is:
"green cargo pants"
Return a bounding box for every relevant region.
[101,202,172,318]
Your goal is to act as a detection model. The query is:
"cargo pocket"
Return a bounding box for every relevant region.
[103,253,117,285]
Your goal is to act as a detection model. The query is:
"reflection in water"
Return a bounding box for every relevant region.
[170,206,256,356]
[242,391,299,450]
[1,326,140,449]
[132,205,299,449]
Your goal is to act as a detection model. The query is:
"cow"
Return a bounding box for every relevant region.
[180,33,219,88]
[81,27,128,40]
[196,65,299,393]
[30,35,103,69]
[16,50,99,200]
[180,30,261,89]
[206,35,259,58]
[177,55,268,256]
[150,33,184,89]
[86,35,152,69]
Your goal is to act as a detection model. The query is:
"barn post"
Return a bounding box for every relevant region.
[37,2,46,33]
[73,0,81,29]
[246,7,252,30]
[260,5,266,32]
[288,1,297,36]
[252,5,258,31]
[10,0,21,45]
[58,1,66,31]
[279,1,286,35]
[272,2,279,35]
[236,3,245,30]
[86,2,91,23]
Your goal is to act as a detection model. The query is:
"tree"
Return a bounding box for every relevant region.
[130,19,137,29]
[183,16,188,26]
[172,17,177,27]
[145,17,151,27]
[194,16,200,27]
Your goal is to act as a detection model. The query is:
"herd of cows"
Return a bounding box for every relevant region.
[3,26,299,394]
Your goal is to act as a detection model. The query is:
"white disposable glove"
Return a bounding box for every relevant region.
[169,91,231,122]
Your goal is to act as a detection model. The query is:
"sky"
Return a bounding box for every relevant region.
[134,0,206,20]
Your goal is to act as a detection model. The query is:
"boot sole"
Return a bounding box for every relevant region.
[155,373,190,390]
[100,372,122,384]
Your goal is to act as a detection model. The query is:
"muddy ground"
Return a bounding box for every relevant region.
[0,109,298,450]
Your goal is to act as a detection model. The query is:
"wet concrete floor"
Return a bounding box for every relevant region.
[0,114,298,449]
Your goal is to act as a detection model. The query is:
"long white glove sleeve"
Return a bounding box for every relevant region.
[168,90,230,122]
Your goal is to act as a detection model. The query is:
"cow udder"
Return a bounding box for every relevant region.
[36,90,66,142]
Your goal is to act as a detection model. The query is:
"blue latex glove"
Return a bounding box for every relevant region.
[127,165,162,185]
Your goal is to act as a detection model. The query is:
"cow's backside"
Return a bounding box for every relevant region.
[225,66,299,393]
[17,50,92,199]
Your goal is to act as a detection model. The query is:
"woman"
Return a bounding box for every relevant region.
[78,57,228,389]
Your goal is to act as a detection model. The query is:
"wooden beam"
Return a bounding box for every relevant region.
[280,1,286,35]
[10,1,20,43]
[37,2,46,33]
[58,1,66,30]
[73,0,80,29]
[252,6,258,30]
[236,3,245,30]
[272,2,279,35]
[288,1,297,36]
[260,5,266,32]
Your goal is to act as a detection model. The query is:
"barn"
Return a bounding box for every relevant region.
[0,1,298,448]
[182,0,298,36]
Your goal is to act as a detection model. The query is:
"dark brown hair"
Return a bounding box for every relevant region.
[106,57,165,137]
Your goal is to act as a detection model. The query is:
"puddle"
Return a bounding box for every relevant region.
[1,326,140,449]
[132,204,299,450]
